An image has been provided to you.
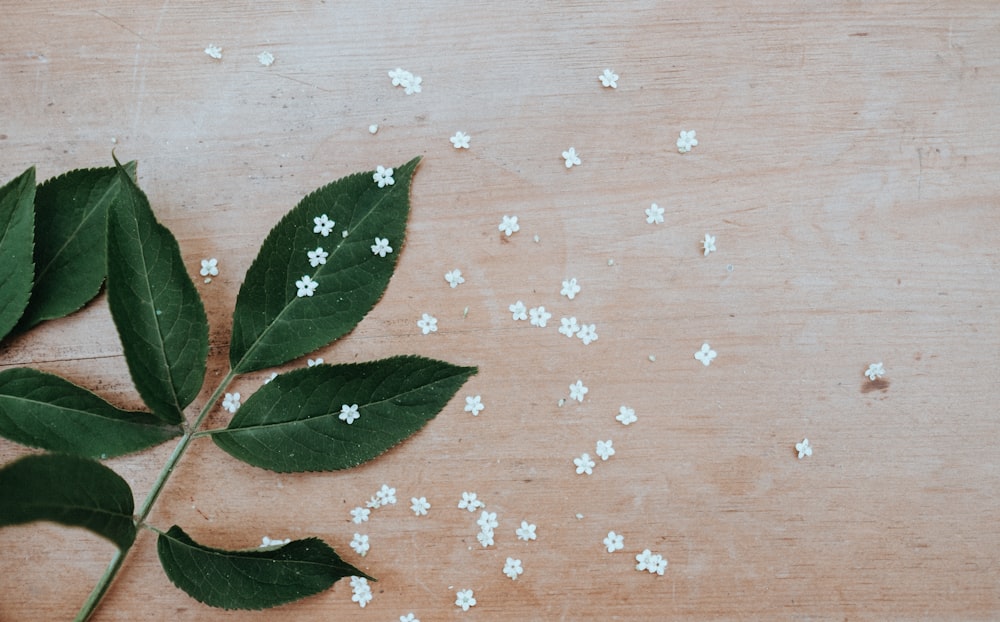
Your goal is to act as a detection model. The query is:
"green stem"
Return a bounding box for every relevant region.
[74,369,238,621]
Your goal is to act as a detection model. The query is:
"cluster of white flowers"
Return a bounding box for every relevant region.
[635,549,668,575]
[388,67,422,94]
[350,576,372,607]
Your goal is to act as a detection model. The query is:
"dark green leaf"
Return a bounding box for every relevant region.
[0,453,136,550]
[229,158,421,374]
[0,367,182,458]
[157,525,371,610]
[0,167,36,341]
[17,162,136,330]
[213,355,476,472]
[106,158,208,424]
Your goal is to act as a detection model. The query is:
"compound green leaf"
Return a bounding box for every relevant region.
[0,367,182,458]
[0,453,136,550]
[229,158,420,374]
[213,355,476,472]
[157,525,371,610]
[0,167,35,341]
[17,162,136,330]
[106,158,208,424]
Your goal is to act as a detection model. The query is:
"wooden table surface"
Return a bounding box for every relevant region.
[2,2,998,620]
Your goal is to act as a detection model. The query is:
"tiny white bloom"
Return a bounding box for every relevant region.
[559,316,580,338]
[204,44,222,59]
[560,277,581,300]
[450,131,471,149]
[476,528,495,548]
[313,214,335,236]
[649,553,668,575]
[410,496,430,516]
[509,300,528,321]
[503,557,524,580]
[307,357,323,367]
[635,548,653,572]
[350,533,369,556]
[796,438,813,459]
[645,202,665,225]
[371,237,393,257]
[445,269,465,288]
[529,306,552,328]
[703,233,716,256]
[308,247,328,267]
[417,313,438,335]
[604,531,624,552]
[339,403,360,424]
[515,520,536,541]
[458,491,484,512]
[400,614,419,622]
[596,439,615,461]
[574,452,596,475]
[403,74,422,95]
[866,362,886,381]
[562,147,581,168]
[388,67,409,87]
[599,68,619,88]
[616,405,637,426]
[366,495,381,509]
[295,275,318,297]
[259,536,290,547]
[695,343,717,366]
[464,395,484,416]
[677,129,698,153]
[455,589,476,611]
[373,165,395,187]
[350,507,370,524]
[257,51,274,66]
[376,484,397,505]
[221,392,240,413]
[569,380,588,402]
[477,510,498,531]
[577,323,598,345]
[368,124,379,134]
[499,214,520,236]
[199,258,219,277]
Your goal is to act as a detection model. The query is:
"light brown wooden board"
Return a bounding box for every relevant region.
[2,2,998,619]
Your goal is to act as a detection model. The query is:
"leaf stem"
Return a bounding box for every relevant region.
[74,368,238,621]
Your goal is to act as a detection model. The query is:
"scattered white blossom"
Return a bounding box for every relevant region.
[417,313,438,335]
[516,520,537,541]
[596,439,615,461]
[410,497,430,516]
[866,362,886,381]
[603,531,624,552]
[499,214,520,236]
[350,533,370,556]
[560,277,581,300]
[200,258,219,277]
[559,316,580,338]
[645,202,664,224]
[313,214,335,236]
[399,614,418,622]
[308,247,328,267]
[373,165,395,187]
[307,357,323,367]
[339,403,360,424]
[366,495,381,509]
[350,576,372,607]
[574,453,596,475]
[371,237,393,257]
[702,233,716,256]
[259,536,290,547]
[562,147,581,168]
[796,438,813,459]
[295,275,318,297]
[221,392,240,413]
[455,589,476,612]
[375,484,397,506]
[350,507,370,524]
[464,395,484,416]
[577,323,598,345]
[388,67,421,94]
[257,51,274,66]
[569,380,588,402]
[529,306,552,327]
[503,557,524,580]
[477,510,498,531]
[476,528,495,548]
[368,124,379,134]
[616,405,637,426]
[404,74,422,94]
[445,269,465,288]
[509,300,528,321]
[695,343,717,366]
[599,68,619,88]
[677,129,698,153]
[458,492,485,512]
[204,44,222,59]
[450,131,471,149]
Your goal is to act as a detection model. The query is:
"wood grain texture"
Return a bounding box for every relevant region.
[2,1,998,619]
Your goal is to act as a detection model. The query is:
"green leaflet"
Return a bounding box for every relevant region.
[157,526,372,610]
[105,159,208,424]
[0,367,182,458]
[228,158,420,374]
[17,162,136,330]
[213,355,477,472]
[0,167,36,341]
[0,453,136,551]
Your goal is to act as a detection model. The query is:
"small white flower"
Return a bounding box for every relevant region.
[313,214,335,236]
[499,214,520,236]
[569,380,588,402]
[376,484,397,505]
[455,589,476,611]
[307,357,323,367]
[796,438,813,459]
[221,392,240,413]
[368,124,379,134]
[204,44,222,59]
[351,576,372,607]
[403,74,422,95]
[509,300,528,321]
[616,405,637,426]
[649,553,668,575]
[458,491,484,512]
[559,316,580,338]
[577,324,598,345]
[371,237,393,257]
[503,557,524,580]
[702,233,716,256]
[866,362,886,381]
[562,147,581,168]
[574,452,596,475]
[695,343,717,366]
[635,548,653,572]
[445,269,465,288]
[350,533,369,556]
[645,202,664,225]
[339,403,360,424]
[400,614,419,622]
[596,439,615,461]
[560,277,581,300]
[295,275,318,297]
[516,520,536,541]
[417,313,438,335]
[199,258,219,277]
[450,131,471,149]
[308,247,328,267]
[677,129,698,153]
[350,507,370,524]
[373,165,395,187]
[257,51,274,66]
[388,67,409,87]
[599,68,619,88]
[476,528,495,548]
[529,306,552,328]
[464,395,484,416]
[259,536,290,547]
[477,510,498,531]
[410,496,430,516]
[603,531,624,552]
[366,495,381,509]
